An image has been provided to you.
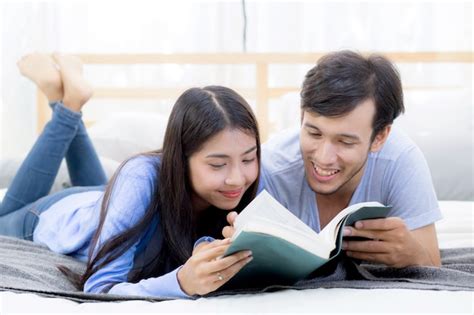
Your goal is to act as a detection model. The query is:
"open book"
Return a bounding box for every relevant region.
[223,190,391,287]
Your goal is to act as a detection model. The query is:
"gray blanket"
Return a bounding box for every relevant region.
[0,236,472,303]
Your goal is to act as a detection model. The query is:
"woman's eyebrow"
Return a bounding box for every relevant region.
[242,145,257,155]
[205,145,257,158]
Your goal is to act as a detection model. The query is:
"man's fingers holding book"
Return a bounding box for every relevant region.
[343,227,385,242]
[343,217,404,240]
[353,217,404,231]
[343,238,387,253]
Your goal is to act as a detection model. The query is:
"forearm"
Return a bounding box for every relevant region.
[107,267,192,299]
[411,224,441,267]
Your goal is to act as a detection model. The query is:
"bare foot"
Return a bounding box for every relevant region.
[53,53,93,112]
[17,53,63,102]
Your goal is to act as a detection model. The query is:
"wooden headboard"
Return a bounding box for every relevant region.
[36,52,473,141]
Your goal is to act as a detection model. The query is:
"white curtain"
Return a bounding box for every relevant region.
[1,0,472,158]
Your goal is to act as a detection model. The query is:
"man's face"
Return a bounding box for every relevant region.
[300,99,385,197]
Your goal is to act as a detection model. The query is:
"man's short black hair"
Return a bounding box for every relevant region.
[301,50,404,140]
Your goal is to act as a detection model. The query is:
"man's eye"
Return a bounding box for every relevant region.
[308,131,321,137]
[341,141,355,146]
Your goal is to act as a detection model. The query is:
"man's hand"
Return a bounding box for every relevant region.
[342,217,441,268]
[222,211,238,239]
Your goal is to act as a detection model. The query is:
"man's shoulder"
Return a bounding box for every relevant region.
[372,126,419,163]
[262,127,304,175]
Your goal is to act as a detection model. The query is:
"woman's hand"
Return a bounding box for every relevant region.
[177,238,253,296]
[222,211,238,239]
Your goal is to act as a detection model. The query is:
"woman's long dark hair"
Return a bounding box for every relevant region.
[59,86,260,290]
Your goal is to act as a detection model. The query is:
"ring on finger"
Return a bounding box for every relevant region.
[217,272,224,281]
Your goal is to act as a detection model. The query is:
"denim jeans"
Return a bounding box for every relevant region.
[0,102,107,240]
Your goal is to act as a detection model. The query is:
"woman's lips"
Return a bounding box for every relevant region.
[219,189,243,199]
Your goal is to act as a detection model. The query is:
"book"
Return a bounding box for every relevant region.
[223,190,391,288]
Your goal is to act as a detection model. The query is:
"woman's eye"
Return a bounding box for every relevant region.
[210,164,225,169]
[243,158,256,164]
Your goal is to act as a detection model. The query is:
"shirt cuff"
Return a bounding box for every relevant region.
[170,266,195,299]
[194,236,215,249]
[107,266,193,299]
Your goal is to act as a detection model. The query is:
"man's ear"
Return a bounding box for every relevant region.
[370,125,391,152]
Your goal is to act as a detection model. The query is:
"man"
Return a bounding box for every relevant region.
[225,50,442,268]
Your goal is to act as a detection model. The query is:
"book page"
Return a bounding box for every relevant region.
[233,190,387,258]
[319,201,385,244]
[234,190,319,241]
[237,215,334,258]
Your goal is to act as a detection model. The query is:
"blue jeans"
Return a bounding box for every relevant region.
[0,102,107,240]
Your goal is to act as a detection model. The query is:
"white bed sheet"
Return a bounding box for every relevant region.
[0,200,472,315]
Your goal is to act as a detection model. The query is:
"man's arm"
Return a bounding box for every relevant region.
[410,223,441,266]
[342,219,441,267]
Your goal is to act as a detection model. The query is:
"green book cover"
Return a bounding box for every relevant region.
[222,190,391,288]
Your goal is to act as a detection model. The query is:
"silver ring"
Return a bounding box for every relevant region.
[217,273,224,281]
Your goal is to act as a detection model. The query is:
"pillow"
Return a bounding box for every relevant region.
[0,188,5,202]
[395,89,473,201]
[89,112,168,163]
[0,156,120,194]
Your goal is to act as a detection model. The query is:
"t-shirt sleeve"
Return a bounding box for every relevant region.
[83,156,190,298]
[383,146,443,230]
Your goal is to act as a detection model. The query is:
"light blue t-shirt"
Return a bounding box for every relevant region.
[260,127,442,232]
[33,155,190,299]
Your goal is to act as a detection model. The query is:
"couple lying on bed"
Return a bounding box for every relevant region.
[0,51,442,299]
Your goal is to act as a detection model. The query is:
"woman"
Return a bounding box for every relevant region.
[0,53,259,298]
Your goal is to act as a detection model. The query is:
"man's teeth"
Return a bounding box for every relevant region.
[315,166,339,176]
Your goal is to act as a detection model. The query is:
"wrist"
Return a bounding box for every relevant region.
[177,266,195,296]
[413,246,437,267]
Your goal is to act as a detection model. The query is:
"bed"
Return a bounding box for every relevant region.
[0,52,473,314]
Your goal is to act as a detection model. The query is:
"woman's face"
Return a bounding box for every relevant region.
[188,128,259,212]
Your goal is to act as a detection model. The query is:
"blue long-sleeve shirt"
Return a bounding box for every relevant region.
[33,155,191,299]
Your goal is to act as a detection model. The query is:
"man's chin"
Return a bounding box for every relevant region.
[307,180,341,196]
[312,188,340,196]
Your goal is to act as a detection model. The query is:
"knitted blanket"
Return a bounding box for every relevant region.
[0,236,472,303]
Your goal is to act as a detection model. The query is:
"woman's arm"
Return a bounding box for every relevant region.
[82,156,191,298]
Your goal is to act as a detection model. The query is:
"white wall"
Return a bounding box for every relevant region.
[1,0,472,159]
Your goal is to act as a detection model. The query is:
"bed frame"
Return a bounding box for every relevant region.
[36,52,473,140]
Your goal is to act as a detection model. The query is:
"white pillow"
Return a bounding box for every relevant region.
[89,112,168,163]
[0,188,6,202]
[0,156,120,194]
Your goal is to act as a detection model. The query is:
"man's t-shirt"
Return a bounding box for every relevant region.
[260,126,442,233]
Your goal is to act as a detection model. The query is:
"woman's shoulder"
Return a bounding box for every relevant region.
[118,153,161,180]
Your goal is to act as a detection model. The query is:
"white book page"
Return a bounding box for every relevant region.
[233,191,384,258]
[319,201,385,244]
[234,190,319,240]
[233,190,334,257]
[238,215,333,258]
